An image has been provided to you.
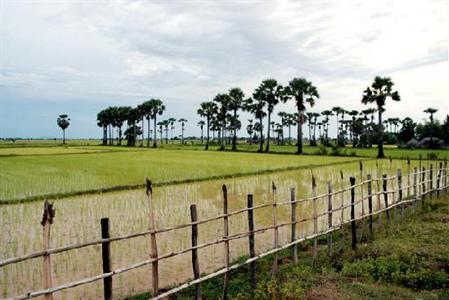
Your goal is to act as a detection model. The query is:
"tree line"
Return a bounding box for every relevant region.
[90,76,448,158]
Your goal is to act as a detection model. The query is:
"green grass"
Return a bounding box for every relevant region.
[0,149,361,202]
[128,193,449,300]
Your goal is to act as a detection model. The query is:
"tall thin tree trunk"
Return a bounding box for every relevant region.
[201,126,204,144]
[62,129,65,144]
[232,110,237,151]
[377,107,384,158]
[265,111,271,152]
[118,126,122,146]
[259,117,263,153]
[205,117,209,150]
[288,125,291,144]
[297,110,303,154]
[103,125,107,145]
[147,117,151,147]
[220,121,225,150]
[153,117,157,148]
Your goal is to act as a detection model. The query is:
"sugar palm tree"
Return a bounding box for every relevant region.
[149,99,165,148]
[178,118,188,144]
[197,120,205,144]
[284,78,319,154]
[97,110,109,145]
[246,119,254,144]
[245,97,266,152]
[254,79,285,152]
[228,87,245,151]
[362,76,400,158]
[214,93,231,151]
[321,110,333,141]
[424,107,438,142]
[57,114,70,144]
[197,101,218,150]
[168,117,176,143]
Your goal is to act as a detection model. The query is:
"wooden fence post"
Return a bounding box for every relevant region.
[327,181,333,257]
[437,162,442,197]
[247,194,256,294]
[222,184,230,300]
[382,174,390,222]
[350,177,357,251]
[271,182,279,274]
[41,201,55,300]
[413,167,418,212]
[101,218,112,300]
[419,154,422,172]
[422,167,426,204]
[359,161,364,216]
[312,176,318,263]
[190,204,201,300]
[367,174,373,239]
[407,157,411,197]
[429,164,434,195]
[397,169,403,222]
[146,180,159,297]
[340,170,345,252]
[290,187,298,265]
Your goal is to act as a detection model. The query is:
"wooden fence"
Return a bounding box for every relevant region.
[1,160,448,300]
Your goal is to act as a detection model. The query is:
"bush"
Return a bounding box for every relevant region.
[315,144,328,155]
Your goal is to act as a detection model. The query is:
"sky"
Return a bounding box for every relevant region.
[0,0,448,139]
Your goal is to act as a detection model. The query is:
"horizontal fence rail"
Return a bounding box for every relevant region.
[1,162,448,300]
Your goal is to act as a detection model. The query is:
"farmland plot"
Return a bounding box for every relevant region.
[0,158,424,299]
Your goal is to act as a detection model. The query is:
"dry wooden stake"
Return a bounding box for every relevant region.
[271,182,279,274]
[290,188,298,265]
[437,162,442,197]
[382,174,390,222]
[340,170,345,252]
[422,167,426,204]
[101,218,112,300]
[221,184,230,300]
[413,167,418,212]
[350,177,357,251]
[247,194,256,293]
[327,181,333,257]
[41,201,55,300]
[429,164,434,194]
[407,157,411,197]
[146,180,159,297]
[190,204,201,300]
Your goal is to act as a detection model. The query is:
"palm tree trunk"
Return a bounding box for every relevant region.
[147,117,151,147]
[62,129,65,144]
[265,111,271,152]
[232,110,237,151]
[259,117,263,153]
[102,125,107,145]
[377,107,385,158]
[220,121,225,150]
[201,126,204,144]
[118,126,122,146]
[153,117,157,148]
[288,125,291,144]
[205,117,210,150]
[297,111,303,154]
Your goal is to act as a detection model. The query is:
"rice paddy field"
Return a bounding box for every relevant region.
[0,143,447,299]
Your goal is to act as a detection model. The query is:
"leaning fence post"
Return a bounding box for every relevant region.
[101,218,112,300]
[397,169,403,222]
[359,161,365,216]
[190,204,201,300]
[437,162,442,197]
[312,175,318,263]
[350,177,357,251]
[382,174,390,222]
[146,180,159,297]
[247,194,256,294]
[367,174,373,239]
[222,185,230,300]
[290,187,298,264]
[41,201,55,300]
[327,181,333,257]
[271,182,279,274]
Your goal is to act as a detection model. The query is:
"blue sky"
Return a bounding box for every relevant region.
[0,0,448,139]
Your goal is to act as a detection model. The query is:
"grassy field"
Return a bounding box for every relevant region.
[129,193,449,300]
[0,148,362,202]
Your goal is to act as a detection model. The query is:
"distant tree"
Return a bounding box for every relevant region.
[97,110,109,145]
[245,97,266,152]
[442,115,449,144]
[168,118,176,142]
[306,112,314,143]
[321,110,333,143]
[424,107,438,142]
[361,76,400,158]
[214,93,232,151]
[348,110,359,147]
[285,78,319,154]
[246,119,254,144]
[178,118,187,144]
[197,120,205,144]
[149,99,165,148]
[57,114,70,144]
[197,101,218,150]
[157,121,164,143]
[398,117,416,143]
[228,87,245,151]
[254,79,285,152]
[115,106,131,146]
[332,106,343,139]
[126,108,140,146]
